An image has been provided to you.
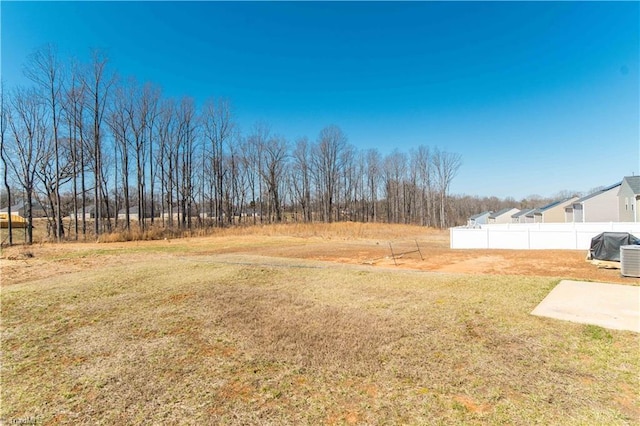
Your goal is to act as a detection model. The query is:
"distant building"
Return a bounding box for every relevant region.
[0,201,48,218]
[117,206,157,221]
[511,208,535,223]
[523,209,537,223]
[565,182,621,222]
[618,176,640,222]
[487,208,520,224]
[533,197,579,223]
[65,205,96,220]
[467,211,492,227]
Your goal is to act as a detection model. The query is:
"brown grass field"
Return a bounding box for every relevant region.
[1,223,639,425]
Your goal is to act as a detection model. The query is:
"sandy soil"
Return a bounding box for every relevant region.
[255,238,635,284]
[1,228,636,286]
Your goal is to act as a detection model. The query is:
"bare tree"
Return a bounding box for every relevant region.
[61,60,87,239]
[411,145,434,226]
[382,150,409,224]
[120,78,159,231]
[24,44,65,240]
[364,149,381,223]
[226,132,248,224]
[156,98,176,227]
[201,98,233,227]
[245,122,270,224]
[312,125,348,222]
[144,83,161,226]
[35,136,74,238]
[6,88,48,244]
[337,144,356,222]
[292,137,312,222]
[432,148,462,228]
[108,82,133,230]
[175,97,197,230]
[60,59,92,238]
[0,83,12,245]
[260,135,288,222]
[82,49,115,235]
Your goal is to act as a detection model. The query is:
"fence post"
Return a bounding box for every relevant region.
[389,242,398,266]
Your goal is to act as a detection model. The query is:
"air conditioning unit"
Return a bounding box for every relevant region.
[620,245,640,278]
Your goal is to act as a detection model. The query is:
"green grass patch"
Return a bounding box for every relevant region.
[584,324,614,342]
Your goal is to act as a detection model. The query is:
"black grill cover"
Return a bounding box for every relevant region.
[590,232,640,261]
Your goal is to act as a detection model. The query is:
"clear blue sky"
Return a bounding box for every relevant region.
[2,1,638,200]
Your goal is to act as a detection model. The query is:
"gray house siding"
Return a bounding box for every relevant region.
[618,176,640,222]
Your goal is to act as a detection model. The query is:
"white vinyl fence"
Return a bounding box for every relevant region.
[450,222,640,250]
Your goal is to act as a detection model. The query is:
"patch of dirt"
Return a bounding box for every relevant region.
[254,237,636,284]
[453,395,492,413]
[1,228,637,286]
[614,383,640,420]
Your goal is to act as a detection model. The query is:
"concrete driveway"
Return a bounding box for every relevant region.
[531,280,640,333]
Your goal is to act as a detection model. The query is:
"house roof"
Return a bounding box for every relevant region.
[489,208,517,219]
[621,176,640,194]
[574,182,621,204]
[512,208,535,218]
[469,211,492,220]
[0,202,24,212]
[1,200,48,212]
[534,197,577,215]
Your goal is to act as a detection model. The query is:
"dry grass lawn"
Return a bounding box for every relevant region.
[1,223,639,424]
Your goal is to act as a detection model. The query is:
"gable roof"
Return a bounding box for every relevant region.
[621,176,640,194]
[537,199,562,212]
[0,200,49,212]
[534,197,578,215]
[0,202,24,212]
[469,211,493,220]
[512,208,535,218]
[574,182,621,204]
[488,207,519,219]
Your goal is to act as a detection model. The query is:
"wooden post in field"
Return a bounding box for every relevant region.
[389,242,398,266]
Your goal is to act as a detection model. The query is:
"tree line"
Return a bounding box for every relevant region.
[1,45,469,245]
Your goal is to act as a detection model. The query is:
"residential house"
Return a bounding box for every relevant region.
[0,203,25,216]
[533,197,579,223]
[1,201,48,218]
[524,209,538,223]
[81,205,96,220]
[488,208,520,224]
[117,206,157,221]
[565,182,621,222]
[618,176,640,222]
[64,204,95,220]
[162,211,180,221]
[511,208,535,223]
[467,211,492,227]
